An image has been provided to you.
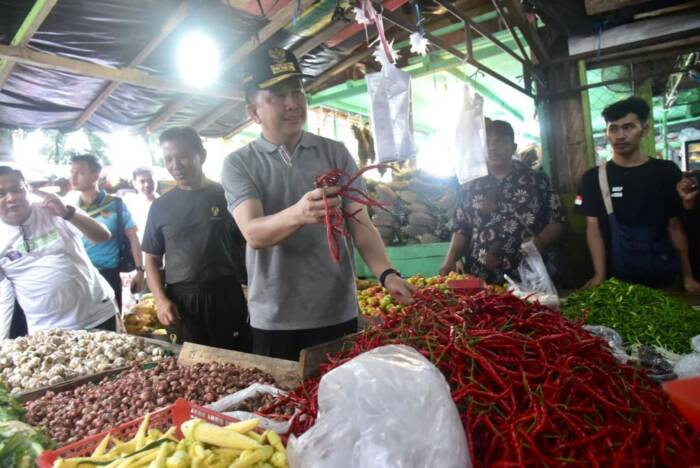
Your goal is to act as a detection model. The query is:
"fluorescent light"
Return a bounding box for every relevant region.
[177,30,221,87]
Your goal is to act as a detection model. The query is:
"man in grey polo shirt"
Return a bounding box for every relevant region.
[222,47,414,360]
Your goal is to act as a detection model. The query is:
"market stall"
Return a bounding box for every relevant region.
[1,0,700,466]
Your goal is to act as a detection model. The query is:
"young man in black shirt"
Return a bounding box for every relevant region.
[575,97,700,292]
[142,127,250,350]
[678,174,700,280]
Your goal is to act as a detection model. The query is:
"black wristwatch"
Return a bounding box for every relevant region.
[135,266,145,273]
[62,205,76,221]
[379,268,401,288]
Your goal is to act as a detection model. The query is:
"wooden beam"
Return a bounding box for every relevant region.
[73,2,189,130]
[0,44,245,100]
[0,0,58,90]
[146,0,317,134]
[192,101,239,131]
[293,20,350,59]
[501,0,549,64]
[223,114,255,139]
[585,0,651,15]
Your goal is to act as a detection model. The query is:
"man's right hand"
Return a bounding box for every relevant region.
[155,297,180,326]
[294,186,342,225]
[677,175,699,208]
[583,275,605,289]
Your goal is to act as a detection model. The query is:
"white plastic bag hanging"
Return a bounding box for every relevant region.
[287,345,471,468]
[366,64,417,163]
[506,240,559,307]
[454,85,488,184]
[206,383,291,433]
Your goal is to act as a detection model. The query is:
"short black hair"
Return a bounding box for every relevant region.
[132,167,153,180]
[485,119,515,143]
[0,166,24,182]
[71,154,102,174]
[159,127,205,153]
[602,96,650,123]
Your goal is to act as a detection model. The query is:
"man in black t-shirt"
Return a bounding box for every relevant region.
[575,97,700,292]
[142,127,250,350]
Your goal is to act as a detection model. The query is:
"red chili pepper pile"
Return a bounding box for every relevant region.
[259,288,700,466]
[314,164,392,262]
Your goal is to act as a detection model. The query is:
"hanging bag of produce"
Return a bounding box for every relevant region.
[506,240,559,307]
[366,63,417,163]
[598,163,680,285]
[454,85,488,184]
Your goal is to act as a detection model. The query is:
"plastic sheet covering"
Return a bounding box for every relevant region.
[0,0,342,137]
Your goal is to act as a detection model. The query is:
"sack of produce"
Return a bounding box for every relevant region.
[401,224,433,237]
[398,190,419,204]
[376,226,396,242]
[407,202,430,214]
[287,345,471,468]
[417,233,442,244]
[408,212,437,228]
[374,185,398,203]
[371,212,400,228]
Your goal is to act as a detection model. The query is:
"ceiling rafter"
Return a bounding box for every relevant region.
[0,0,58,90]
[71,2,190,130]
[0,44,244,100]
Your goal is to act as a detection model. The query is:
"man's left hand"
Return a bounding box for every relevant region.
[384,274,416,304]
[683,276,700,294]
[131,270,146,294]
[33,189,68,218]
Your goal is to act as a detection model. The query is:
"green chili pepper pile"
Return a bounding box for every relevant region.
[561,278,700,354]
[260,288,700,466]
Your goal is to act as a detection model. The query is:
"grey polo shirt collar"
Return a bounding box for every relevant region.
[252,132,318,155]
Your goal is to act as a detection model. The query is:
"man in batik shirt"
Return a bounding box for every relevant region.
[440,120,564,284]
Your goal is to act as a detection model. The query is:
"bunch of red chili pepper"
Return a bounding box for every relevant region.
[314,164,392,262]
[259,288,700,466]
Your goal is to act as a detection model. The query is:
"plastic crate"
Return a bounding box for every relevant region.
[36,399,239,467]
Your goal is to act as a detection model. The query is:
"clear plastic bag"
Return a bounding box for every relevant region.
[506,240,559,307]
[583,325,630,363]
[287,345,471,468]
[366,64,417,163]
[454,85,488,184]
[673,335,700,379]
[206,383,291,433]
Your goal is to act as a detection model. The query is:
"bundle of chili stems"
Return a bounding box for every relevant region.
[259,288,700,466]
[314,164,392,262]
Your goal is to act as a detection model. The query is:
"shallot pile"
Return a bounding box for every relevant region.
[25,358,276,444]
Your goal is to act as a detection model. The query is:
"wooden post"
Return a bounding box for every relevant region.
[635,77,657,158]
[578,60,597,168]
[538,60,592,194]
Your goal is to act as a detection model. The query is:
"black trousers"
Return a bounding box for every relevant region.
[166,277,251,352]
[252,318,358,361]
[99,268,122,311]
[93,315,116,332]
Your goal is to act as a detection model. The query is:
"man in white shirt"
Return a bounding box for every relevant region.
[125,167,159,243]
[0,166,118,338]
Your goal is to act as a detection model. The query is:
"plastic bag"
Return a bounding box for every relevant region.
[583,325,630,363]
[366,64,417,163]
[207,383,291,433]
[673,335,700,379]
[454,85,488,184]
[506,240,559,307]
[287,345,471,468]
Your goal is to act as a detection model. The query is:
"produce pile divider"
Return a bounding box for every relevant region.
[178,342,300,388]
[298,332,361,380]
